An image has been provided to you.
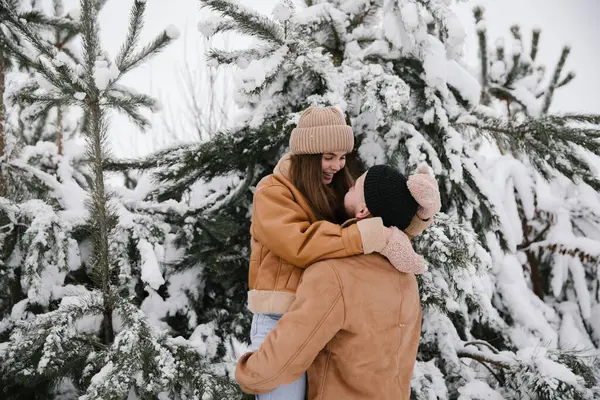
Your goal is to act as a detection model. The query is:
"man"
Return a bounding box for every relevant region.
[235,164,440,399]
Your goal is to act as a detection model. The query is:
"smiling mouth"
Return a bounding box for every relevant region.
[323,172,334,180]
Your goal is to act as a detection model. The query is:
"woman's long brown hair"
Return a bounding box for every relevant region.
[288,154,355,224]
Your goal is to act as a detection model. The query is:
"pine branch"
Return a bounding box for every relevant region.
[465,340,501,354]
[50,1,80,64]
[206,46,274,65]
[115,0,146,72]
[502,348,598,399]
[200,0,284,45]
[104,114,289,201]
[557,71,575,88]
[488,86,530,112]
[530,28,540,61]
[103,154,164,172]
[17,102,58,124]
[457,347,514,368]
[0,291,106,387]
[347,0,381,30]
[56,44,79,63]
[460,353,505,385]
[466,113,600,190]
[0,28,39,71]
[117,30,172,75]
[496,41,505,61]
[510,25,521,41]
[532,242,600,264]
[556,350,600,389]
[97,0,110,11]
[246,61,285,96]
[0,1,56,60]
[6,160,63,194]
[35,55,79,92]
[199,17,238,37]
[0,4,83,91]
[505,52,521,87]
[19,11,79,33]
[473,7,489,104]
[107,86,158,110]
[11,90,76,111]
[461,162,509,249]
[53,0,65,18]
[105,101,151,131]
[103,90,156,131]
[541,46,571,115]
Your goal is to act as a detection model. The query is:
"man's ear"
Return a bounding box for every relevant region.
[356,205,371,220]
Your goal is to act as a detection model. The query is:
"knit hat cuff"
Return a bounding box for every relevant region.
[289,125,354,155]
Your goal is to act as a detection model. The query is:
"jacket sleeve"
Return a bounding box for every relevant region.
[404,215,434,238]
[251,183,386,267]
[235,262,344,394]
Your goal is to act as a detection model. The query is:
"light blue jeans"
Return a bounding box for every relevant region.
[250,313,307,400]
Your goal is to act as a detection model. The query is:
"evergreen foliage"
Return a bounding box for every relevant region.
[1,1,242,398]
[2,1,599,399]
[105,1,600,398]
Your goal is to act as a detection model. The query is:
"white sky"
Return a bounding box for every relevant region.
[81,0,600,158]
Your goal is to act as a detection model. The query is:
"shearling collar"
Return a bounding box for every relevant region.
[273,152,292,180]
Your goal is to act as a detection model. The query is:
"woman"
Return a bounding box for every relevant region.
[245,106,439,399]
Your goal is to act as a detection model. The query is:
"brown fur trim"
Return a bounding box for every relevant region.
[273,153,292,180]
[356,217,387,254]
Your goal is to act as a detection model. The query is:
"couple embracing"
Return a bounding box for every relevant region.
[235,106,441,400]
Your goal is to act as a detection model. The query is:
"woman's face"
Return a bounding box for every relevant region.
[321,151,347,184]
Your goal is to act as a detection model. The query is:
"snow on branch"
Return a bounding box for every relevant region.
[464,112,600,191]
[200,0,284,45]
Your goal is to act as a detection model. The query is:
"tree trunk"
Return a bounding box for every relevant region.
[521,211,545,299]
[80,0,115,345]
[526,249,545,299]
[0,49,6,197]
[57,107,63,156]
[87,95,114,345]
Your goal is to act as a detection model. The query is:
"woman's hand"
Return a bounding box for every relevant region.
[379,227,425,274]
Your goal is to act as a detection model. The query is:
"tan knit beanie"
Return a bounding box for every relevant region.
[289,106,354,155]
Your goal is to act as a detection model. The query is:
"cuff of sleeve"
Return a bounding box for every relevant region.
[356,217,386,254]
[341,222,364,256]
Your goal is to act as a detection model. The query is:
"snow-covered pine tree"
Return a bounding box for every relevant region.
[9,0,84,150]
[0,0,86,342]
[0,0,79,196]
[3,0,94,203]
[106,0,599,398]
[1,1,241,399]
[107,0,507,350]
[468,5,600,394]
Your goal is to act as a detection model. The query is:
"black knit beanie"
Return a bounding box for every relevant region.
[364,165,418,230]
